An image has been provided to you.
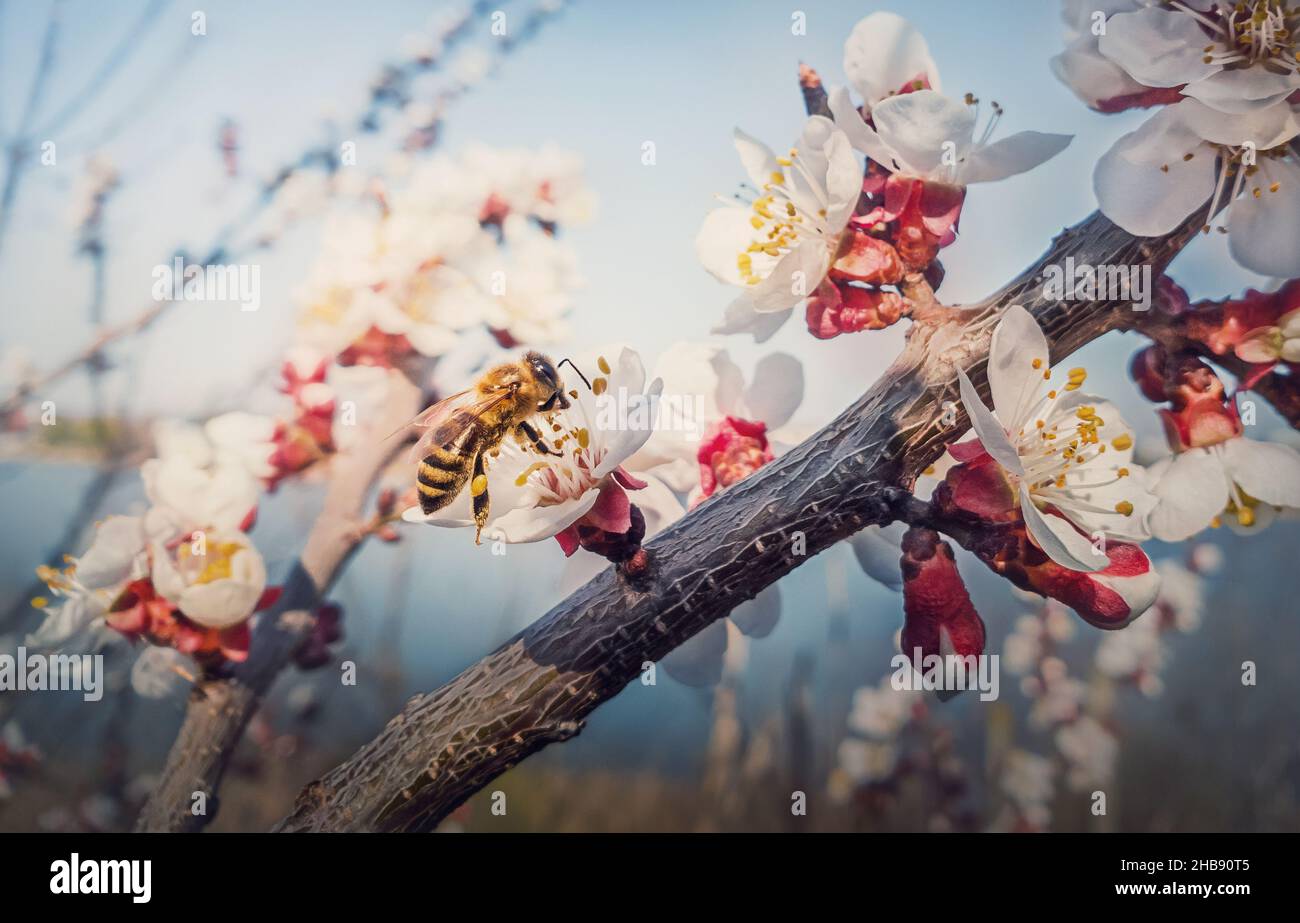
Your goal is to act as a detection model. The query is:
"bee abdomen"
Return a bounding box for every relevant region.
[417,453,469,513]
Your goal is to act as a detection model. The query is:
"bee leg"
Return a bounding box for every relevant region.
[470,450,490,544]
[516,420,562,457]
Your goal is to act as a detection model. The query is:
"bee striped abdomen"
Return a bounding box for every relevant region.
[417,413,485,514]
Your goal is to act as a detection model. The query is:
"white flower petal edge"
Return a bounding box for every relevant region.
[851,521,909,592]
[1145,450,1232,541]
[1093,104,1218,237]
[1227,158,1300,278]
[1219,436,1300,509]
[957,369,1024,476]
[1098,8,1220,89]
[831,88,1071,186]
[1020,483,1106,573]
[843,11,940,108]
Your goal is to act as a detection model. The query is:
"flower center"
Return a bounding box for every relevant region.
[1006,360,1138,520]
[178,540,245,584]
[1180,0,1300,69]
[734,148,830,285]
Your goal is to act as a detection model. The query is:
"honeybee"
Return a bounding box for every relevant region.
[407,351,587,543]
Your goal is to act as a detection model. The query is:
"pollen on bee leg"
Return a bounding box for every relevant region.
[471,474,488,496]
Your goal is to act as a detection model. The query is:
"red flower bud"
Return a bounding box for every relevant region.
[805,280,905,339]
[1159,356,1241,449]
[900,527,986,659]
[1129,344,1169,404]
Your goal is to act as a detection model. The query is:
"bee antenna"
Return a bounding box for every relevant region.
[557,358,591,390]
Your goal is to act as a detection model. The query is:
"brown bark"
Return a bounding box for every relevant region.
[134,371,421,832]
[273,206,1208,833]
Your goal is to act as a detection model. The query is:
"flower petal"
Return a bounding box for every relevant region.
[1021,485,1106,572]
[730,585,781,638]
[711,297,792,343]
[828,86,898,167]
[660,619,727,687]
[1098,8,1219,88]
[695,206,753,286]
[733,127,780,189]
[1093,106,1215,236]
[1228,158,1300,278]
[131,646,189,699]
[1051,33,1148,109]
[843,11,940,106]
[76,516,147,589]
[957,369,1024,476]
[480,491,600,544]
[631,472,686,539]
[960,131,1073,185]
[178,547,266,630]
[851,522,907,592]
[742,352,804,430]
[987,304,1050,431]
[1182,67,1300,115]
[1221,436,1300,509]
[870,90,975,178]
[1146,448,1231,540]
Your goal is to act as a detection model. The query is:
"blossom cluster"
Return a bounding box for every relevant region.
[1053,0,1300,275]
[697,12,1071,341]
[29,416,280,693]
[296,146,591,369]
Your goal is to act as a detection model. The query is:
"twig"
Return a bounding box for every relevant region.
[133,371,421,832]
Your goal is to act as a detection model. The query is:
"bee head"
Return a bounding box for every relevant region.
[525,351,558,388]
[525,351,570,412]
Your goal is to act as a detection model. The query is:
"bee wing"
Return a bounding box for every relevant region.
[405,389,513,464]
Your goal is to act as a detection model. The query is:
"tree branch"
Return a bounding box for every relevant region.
[1121,306,1300,429]
[133,371,421,832]
[273,206,1206,833]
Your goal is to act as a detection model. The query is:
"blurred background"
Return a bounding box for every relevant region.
[0,0,1296,832]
